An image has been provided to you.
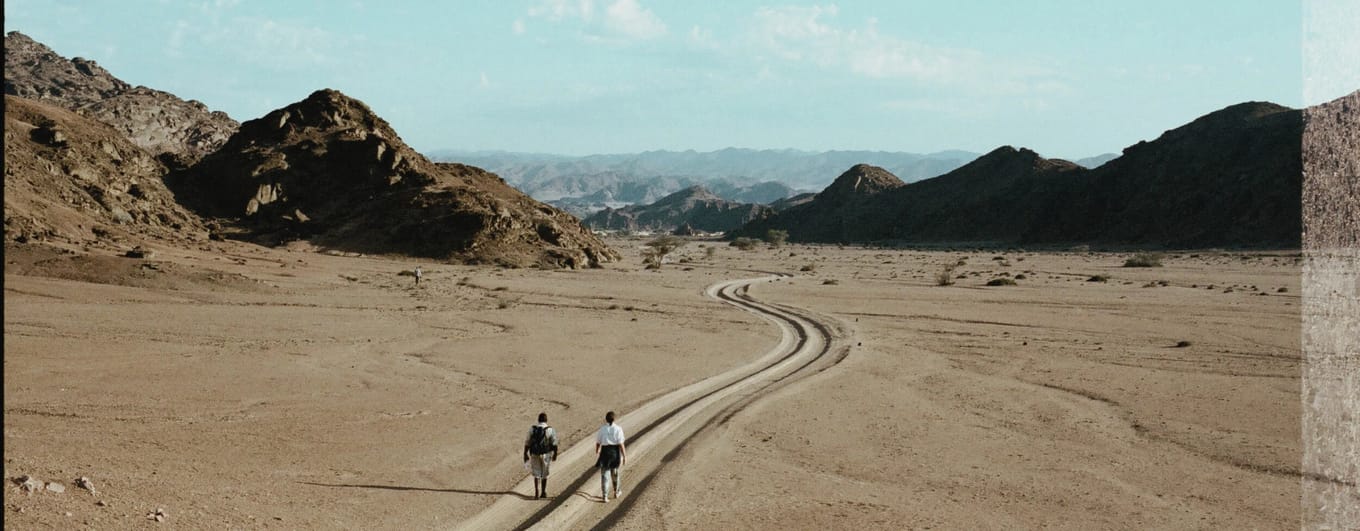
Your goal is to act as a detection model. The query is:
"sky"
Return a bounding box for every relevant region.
[4,1,1351,160]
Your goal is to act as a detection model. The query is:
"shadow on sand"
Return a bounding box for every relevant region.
[299,481,537,501]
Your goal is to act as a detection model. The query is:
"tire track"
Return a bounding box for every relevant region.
[456,275,846,530]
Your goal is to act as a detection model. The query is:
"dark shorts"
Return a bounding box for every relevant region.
[596,445,621,469]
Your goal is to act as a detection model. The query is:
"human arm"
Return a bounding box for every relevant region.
[619,443,626,466]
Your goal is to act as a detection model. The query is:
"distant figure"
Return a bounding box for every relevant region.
[413,266,422,286]
[523,412,559,499]
[593,411,626,502]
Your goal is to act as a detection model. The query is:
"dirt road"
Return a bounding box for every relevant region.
[457,275,849,530]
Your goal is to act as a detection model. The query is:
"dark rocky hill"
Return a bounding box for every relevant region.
[734,164,904,242]
[734,101,1305,248]
[175,89,618,268]
[4,95,205,246]
[1033,101,1302,247]
[583,185,773,233]
[4,31,238,164]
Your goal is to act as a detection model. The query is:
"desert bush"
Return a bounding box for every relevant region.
[764,229,790,247]
[730,237,760,250]
[1087,275,1109,282]
[1014,274,1027,280]
[643,235,687,269]
[1174,340,1192,348]
[935,265,957,286]
[799,264,816,272]
[986,278,1017,286]
[1123,252,1164,267]
[822,279,839,285]
[705,246,717,259]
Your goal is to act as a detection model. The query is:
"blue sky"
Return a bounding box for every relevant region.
[4,1,1342,160]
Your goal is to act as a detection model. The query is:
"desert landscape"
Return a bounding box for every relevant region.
[3,4,1356,528]
[5,235,1306,529]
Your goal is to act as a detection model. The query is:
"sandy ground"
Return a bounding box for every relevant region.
[4,237,1304,529]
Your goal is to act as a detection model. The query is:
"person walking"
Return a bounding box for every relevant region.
[413,265,422,286]
[593,411,626,502]
[523,412,559,499]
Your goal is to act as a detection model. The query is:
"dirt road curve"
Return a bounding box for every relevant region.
[456,274,849,530]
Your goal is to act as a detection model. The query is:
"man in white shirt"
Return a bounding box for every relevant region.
[593,411,626,502]
[523,412,559,499]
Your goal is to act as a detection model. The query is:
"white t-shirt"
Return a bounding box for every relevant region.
[596,423,625,446]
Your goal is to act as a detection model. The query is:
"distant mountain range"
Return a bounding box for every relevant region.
[582,185,773,233]
[732,100,1306,249]
[427,147,981,216]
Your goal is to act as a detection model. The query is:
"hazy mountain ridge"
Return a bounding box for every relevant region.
[582,185,774,233]
[429,147,977,210]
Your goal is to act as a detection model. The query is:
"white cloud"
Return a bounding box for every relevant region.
[688,25,717,50]
[526,0,666,41]
[512,18,526,35]
[528,0,595,21]
[745,4,1069,101]
[750,5,976,82]
[480,72,490,88]
[603,0,666,40]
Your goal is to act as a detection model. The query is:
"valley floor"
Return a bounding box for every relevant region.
[3,237,1304,529]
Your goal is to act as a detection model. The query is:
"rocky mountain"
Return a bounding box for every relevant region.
[583,185,773,233]
[769,192,817,211]
[174,89,618,268]
[4,31,238,164]
[4,95,205,246]
[734,164,905,242]
[734,100,1305,248]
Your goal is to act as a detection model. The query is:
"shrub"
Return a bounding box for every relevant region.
[1123,252,1165,267]
[1087,275,1109,282]
[935,265,957,286]
[1174,340,1192,348]
[643,235,687,269]
[799,264,816,272]
[1014,274,1027,280]
[822,279,839,285]
[986,278,1017,286]
[764,229,790,247]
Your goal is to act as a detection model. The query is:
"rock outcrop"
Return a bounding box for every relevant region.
[4,31,238,164]
[177,89,618,268]
[4,95,205,245]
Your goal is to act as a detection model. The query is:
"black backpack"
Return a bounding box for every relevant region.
[529,425,552,455]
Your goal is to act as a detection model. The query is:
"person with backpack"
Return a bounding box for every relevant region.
[523,412,559,499]
[593,411,626,502]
